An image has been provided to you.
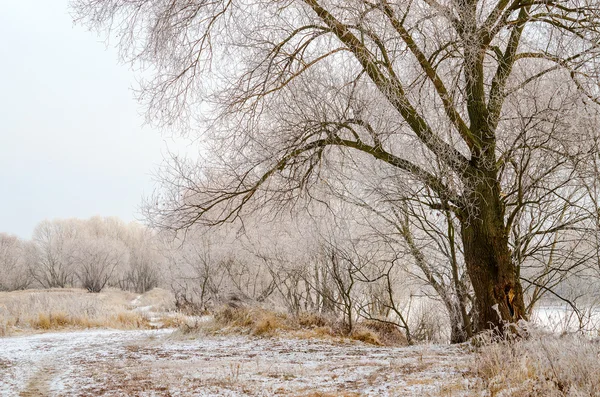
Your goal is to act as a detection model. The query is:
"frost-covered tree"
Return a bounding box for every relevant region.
[73,237,129,293]
[0,233,32,291]
[30,219,79,288]
[119,225,163,293]
[24,217,164,293]
[73,0,600,333]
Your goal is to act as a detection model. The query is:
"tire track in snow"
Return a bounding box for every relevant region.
[19,362,57,397]
[0,329,170,396]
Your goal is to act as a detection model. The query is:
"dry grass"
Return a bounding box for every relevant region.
[210,306,290,337]
[132,288,176,312]
[298,393,362,397]
[158,313,189,329]
[252,311,289,336]
[349,327,382,346]
[360,320,409,346]
[297,311,329,328]
[471,331,600,396]
[181,305,408,346]
[0,288,175,336]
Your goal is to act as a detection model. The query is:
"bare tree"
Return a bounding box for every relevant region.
[121,255,160,293]
[30,220,78,288]
[392,205,474,342]
[0,233,32,291]
[73,0,600,333]
[23,217,165,294]
[73,237,129,293]
[162,229,230,312]
[322,169,476,341]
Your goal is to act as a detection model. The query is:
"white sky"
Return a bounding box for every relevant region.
[1,1,176,238]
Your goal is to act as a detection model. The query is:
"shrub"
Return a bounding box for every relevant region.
[184,306,408,346]
[350,327,382,345]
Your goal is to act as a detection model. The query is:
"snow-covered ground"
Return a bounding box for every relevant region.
[0,329,474,396]
[532,304,600,335]
[5,296,597,396]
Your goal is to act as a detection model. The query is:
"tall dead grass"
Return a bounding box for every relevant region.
[179,305,408,346]
[472,331,600,396]
[0,288,156,336]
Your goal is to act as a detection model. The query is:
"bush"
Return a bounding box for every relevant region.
[362,320,409,346]
[183,305,408,346]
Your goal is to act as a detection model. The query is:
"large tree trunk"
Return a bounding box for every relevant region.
[460,179,527,333]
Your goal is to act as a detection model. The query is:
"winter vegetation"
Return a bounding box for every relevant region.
[64,0,600,339]
[2,212,600,395]
[1,218,162,293]
[0,288,155,337]
[4,0,600,395]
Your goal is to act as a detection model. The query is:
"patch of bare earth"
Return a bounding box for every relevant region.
[19,364,57,397]
[0,330,475,396]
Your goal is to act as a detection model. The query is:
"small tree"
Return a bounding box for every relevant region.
[30,220,77,288]
[163,230,228,312]
[0,233,32,291]
[74,238,128,293]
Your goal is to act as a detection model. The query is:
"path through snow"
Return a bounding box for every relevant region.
[0,329,475,396]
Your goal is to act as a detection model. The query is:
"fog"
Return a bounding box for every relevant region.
[0,1,165,238]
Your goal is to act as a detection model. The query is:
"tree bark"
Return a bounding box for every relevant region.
[460,178,527,333]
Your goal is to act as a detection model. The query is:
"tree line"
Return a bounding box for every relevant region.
[4,203,598,344]
[0,217,161,294]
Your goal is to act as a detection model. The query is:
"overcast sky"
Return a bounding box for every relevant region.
[0,1,175,239]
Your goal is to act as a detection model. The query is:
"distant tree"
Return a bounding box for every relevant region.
[73,237,129,293]
[0,233,31,291]
[74,0,600,334]
[26,217,162,293]
[30,220,78,288]
[119,226,162,293]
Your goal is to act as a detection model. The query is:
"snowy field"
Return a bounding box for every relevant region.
[532,305,600,335]
[2,298,599,397]
[0,329,474,396]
